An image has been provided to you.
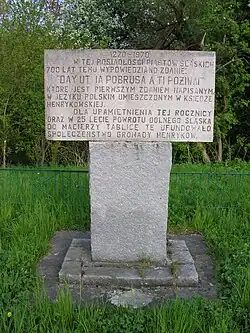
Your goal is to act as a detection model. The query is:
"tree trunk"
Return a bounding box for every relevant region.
[51,141,61,165]
[198,142,211,163]
[187,143,192,163]
[40,136,45,166]
[3,97,9,168]
[2,139,6,168]
[218,133,223,162]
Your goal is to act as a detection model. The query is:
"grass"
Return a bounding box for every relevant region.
[0,164,249,332]
[137,257,153,278]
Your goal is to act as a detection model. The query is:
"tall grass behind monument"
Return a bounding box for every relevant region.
[1,167,248,232]
[168,172,250,231]
[0,169,90,230]
[0,167,249,332]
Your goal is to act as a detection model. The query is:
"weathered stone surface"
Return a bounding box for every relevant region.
[143,267,174,286]
[59,261,81,283]
[168,239,194,263]
[177,264,199,286]
[168,240,188,251]
[169,249,194,264]
[45,49,216,142]
[58,237,199,288]
[39,231,217,302]
[64,246,83,262]
[82,267,142,287]
[71,239,88,248]
[90,142,172,263]
[108,290,153,308]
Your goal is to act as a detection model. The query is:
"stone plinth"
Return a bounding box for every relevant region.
[59,237,199,287]
[89,142,172,263]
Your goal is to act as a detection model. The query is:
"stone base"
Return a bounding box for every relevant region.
[59,238,199,288]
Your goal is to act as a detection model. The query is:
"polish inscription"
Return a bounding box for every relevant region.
[45,49,216,142]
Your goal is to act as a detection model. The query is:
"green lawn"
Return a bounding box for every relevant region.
[172,161,250,173]
[0,165,249,332]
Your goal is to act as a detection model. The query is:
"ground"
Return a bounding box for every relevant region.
[40,231,217,306]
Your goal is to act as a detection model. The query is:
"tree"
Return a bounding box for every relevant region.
[59,0,250,162]
[59,0,216,49]
[0,0,91,166]
[0,0,59,165]
[0,0,249,165]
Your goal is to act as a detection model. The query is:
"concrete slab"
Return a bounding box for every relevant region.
[177,264,199,286]
[58,237,199,288]
[82,267,142,287]
[108,290,153,308]
[59,260,82,283]
[168,239,188,251]
[64,247,83,262]
[169,249,194,264]
[143,267,174,286]
[39,231,218,304]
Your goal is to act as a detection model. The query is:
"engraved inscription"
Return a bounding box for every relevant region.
[45,49,216,142]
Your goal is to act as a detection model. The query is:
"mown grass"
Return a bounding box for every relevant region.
[0,165,249,332]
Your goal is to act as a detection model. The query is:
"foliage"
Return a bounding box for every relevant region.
[0,0,249,165]
[0,0,56,165]
[0,0,90,166]
[59,0,250,163]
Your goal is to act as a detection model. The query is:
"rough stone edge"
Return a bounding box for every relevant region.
[38,231,218,303]
[59,238,199,287]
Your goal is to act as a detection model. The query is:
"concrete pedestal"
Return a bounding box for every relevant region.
[89,142,172,263]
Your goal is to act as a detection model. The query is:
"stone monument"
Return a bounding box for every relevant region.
[45,49,215,287]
